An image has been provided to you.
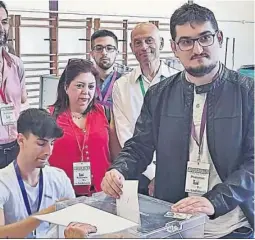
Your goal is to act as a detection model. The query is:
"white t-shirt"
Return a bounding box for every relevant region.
[189,91,250,238]
[0,163,75,238]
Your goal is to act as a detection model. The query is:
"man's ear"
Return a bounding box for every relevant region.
[170,40,179,58]
[159,37,164,50]
[217,30,224,47]
[90,50,94,59]
[17,133,25,147]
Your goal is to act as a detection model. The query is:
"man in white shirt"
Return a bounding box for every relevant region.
[112,22,179,195]
[0,108,75,238]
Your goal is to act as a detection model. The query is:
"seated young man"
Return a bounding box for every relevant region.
[0,108,75,238]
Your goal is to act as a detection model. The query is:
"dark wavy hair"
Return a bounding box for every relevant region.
[91,29,118,48]
[51,59,99,118]
[18,108,63,139]
[0,1,8,16]
[170,3,219,41]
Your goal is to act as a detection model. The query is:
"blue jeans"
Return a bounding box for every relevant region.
[221,227,254,239]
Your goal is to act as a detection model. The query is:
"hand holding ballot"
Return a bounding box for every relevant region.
[101,169,125,198]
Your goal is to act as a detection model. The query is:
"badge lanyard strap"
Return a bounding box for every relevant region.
[191,100,207,163]
[96,71,118,103]
[0,52,7,104]
[139,75,165,97]
[14,161,43,237]
[14,161,43,214]
[68,113,90,162]
[139,76,146,97]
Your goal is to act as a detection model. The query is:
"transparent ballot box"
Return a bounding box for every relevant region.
[48,192,206,239]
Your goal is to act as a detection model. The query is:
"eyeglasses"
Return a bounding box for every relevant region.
[92,45,117,53]
[176,32,218,51]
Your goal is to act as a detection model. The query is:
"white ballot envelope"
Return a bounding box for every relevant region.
[116,180,140,224]
[34,203,138,236]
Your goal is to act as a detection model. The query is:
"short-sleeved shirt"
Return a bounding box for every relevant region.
[0,163,75,238]
[0,48,26,144]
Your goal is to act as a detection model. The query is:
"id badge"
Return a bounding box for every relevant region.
[0,103,16,126]
[185,161,210,195]
[73,162,91,186]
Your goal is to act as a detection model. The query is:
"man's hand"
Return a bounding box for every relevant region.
[171,196,215,216]
[64,222,97,239]
[148,178,155,197]
[36,198,70,216]
[101,169,124,198]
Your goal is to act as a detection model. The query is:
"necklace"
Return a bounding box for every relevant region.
[71,113,83,119]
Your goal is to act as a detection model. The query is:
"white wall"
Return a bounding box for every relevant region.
[194,0,254,69]
[58,0,187,17]
[6,0,255,106]
[8,0,254,70]
[59,0,254,69]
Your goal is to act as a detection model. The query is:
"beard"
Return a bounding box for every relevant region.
[0,30,8,46]
[97,58,115,70]
[185,63,217,77]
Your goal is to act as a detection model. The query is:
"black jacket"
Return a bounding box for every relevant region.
[110,64,254,227]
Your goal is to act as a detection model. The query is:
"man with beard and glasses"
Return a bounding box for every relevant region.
[0,1,28,169]
[90,29,132,122]
[0,108,75,238]
[101,3,254,239]
[90,30,132,161]
[112,22,178,196]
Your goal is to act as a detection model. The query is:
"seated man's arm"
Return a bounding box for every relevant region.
[0,209,4,227]
[0,205,55,238]
[0,182,9,227]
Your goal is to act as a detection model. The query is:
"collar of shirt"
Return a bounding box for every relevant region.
[183,62,225,94]
[113,62,132,74]
[2,47,13,68]
[133,60,170,84]
[100,70,115,90]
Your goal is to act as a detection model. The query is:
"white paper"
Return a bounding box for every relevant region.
[33,203,138,235]
[116,180,140,224]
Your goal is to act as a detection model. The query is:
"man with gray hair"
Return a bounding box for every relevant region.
[112,22,179,195]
